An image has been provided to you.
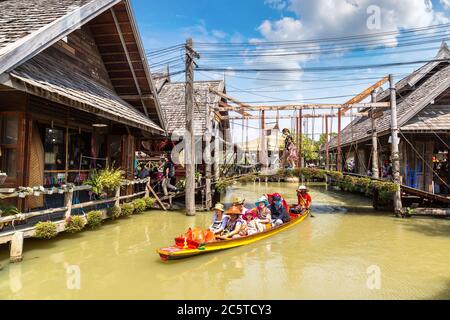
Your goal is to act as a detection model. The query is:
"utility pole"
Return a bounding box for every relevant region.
[325,115,329,171]
[299,109,303,168]
[389,74,403,216]
[260,110,267,175]
[185,38,199,216]
[371,90,379,179]
[337,108,342,172]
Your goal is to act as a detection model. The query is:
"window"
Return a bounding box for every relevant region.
[0,114,20,180]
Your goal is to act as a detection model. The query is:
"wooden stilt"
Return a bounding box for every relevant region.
[10,231,24,263]
[148,184,167,211]
[389,74,403,215]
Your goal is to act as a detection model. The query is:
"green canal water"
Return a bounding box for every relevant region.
[0,182,449,300]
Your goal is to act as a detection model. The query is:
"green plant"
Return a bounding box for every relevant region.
[84,167,123,196]
[109,206,122,219]
[0,203,20,217]
[176,178,186,190]
[144,197,156,209]
[121,203,134,217]
[65,215,86,233]
[215,178,233,192]
[132,199,146,214]
[86,211,103,229]
[195,171,202,183]
[35,221,58,239]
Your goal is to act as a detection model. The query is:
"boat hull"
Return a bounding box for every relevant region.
[157,212,309,261]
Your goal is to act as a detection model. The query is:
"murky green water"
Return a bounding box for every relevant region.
[0,182,449,300]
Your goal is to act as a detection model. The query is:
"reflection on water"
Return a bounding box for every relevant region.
[0,182,449,300]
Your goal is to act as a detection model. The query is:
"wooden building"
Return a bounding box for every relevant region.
[155,74,230,180]
[327,42,450,195]
[0,0,166,211]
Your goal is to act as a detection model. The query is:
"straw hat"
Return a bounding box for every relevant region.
[297,185,307,192]
[226,206,243,215]
[213,203,225,212]
[232,196,245,205]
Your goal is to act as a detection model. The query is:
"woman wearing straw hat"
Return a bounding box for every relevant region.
[232,196,249,215]
[217,206,245,240]
[209,203,229,235]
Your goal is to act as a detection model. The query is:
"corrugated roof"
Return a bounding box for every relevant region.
[158,80,224,136]
[9,51,164,133]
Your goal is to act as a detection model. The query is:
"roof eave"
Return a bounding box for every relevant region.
[0,0,121,75]
[124,0,168,135]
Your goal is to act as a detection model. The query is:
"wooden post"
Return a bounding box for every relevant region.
[325,115,329,171]
[299,109,303,169]
[64,189,73,219]
[389,74,403,215]
[260,110,268,175]
[213,121,220,181]
[10,231,24,263]
[337,108,342,172]
[114,186,121,208]
[144,179,150,198]
[205,99,212,210]
[371,90,380,179]
[185,38,198,216]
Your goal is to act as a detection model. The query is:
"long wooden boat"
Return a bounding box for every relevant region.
[157,211,309,261]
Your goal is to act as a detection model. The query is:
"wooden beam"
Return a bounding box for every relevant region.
[341,76,389,113]
[214,102,389,112]
[218,101,252,117]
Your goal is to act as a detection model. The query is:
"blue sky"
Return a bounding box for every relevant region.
[131,0,450,142]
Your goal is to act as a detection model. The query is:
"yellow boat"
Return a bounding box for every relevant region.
[157,211,309,261]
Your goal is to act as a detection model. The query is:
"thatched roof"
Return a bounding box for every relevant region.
[158,80,225,136]
[328,43,450,149]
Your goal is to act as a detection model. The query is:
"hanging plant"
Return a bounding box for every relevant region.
[65,216,86,233]
[108,206,122,219]
[121,203,134,217]
[144,197,156,209]
[86,211,103,229]
[35,221,58,239]
[132,199,146,214]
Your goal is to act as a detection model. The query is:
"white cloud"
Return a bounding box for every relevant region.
[441,0,450,9]
[283,0,448,42]
[264,0,288,11]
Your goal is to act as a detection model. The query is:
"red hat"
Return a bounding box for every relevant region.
[272,193,282,201]
[244,209,257,219]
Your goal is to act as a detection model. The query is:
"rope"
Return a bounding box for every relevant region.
[399,129,449,188]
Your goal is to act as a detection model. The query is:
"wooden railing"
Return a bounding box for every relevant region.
[0,178,151,226]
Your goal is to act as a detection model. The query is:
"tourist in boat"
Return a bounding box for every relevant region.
[217,206,245,240]
[232,196,249,215]
[269,193,290,227]
[243,209,261,235]
[254,196,272,230]
[291,185,312,214]
[209,203,229,235]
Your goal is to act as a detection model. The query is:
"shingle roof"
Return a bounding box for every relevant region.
[158,80,224,136]
[401,105,450,131]
[9,50,164,133]
[0,0,92,52]
[328,46,450,149]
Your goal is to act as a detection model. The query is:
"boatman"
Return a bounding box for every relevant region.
[291,185,312,214]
